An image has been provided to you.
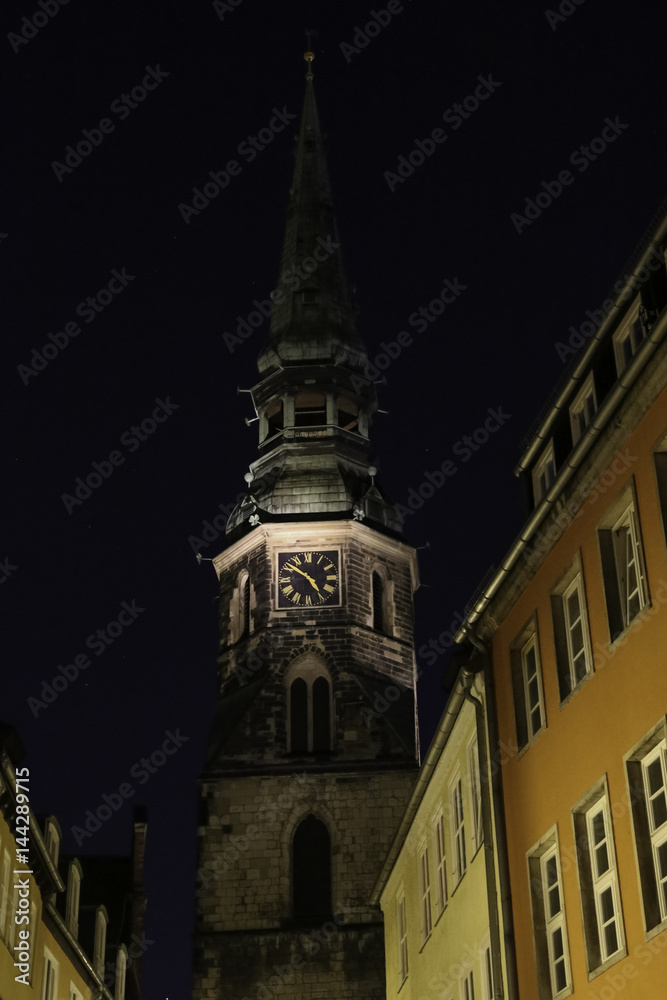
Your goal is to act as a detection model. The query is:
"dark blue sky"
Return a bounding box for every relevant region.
[3,1,667,997]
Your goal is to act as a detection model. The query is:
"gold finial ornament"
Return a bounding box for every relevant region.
[304,49,314,81]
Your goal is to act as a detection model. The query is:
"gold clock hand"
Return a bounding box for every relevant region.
[291,565,321,591]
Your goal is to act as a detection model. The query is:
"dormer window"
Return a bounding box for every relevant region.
[570,373,597,445]
[532,442,556,505]
[115,946,128,1000]
[93,908,108,977]
[66,861,82,937]
[294,392,326,428]
[44,818,61,868]
[287,657,332,753]
[613,302,645,375]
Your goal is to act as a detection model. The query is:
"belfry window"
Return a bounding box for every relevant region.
[287,659,332,753]
[372,572,384,632]
[338,396,359,433]
[266,400,284,437]
[294,392,326,428]
[292,815,332,920]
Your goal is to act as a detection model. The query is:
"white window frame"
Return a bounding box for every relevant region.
[541,846,571,998]
[533,441,556,505]
[550,555,593,703]
[115,946,128,1000]
[597,486,650,642]
[624,722,667,933]
[460,967,475,1000]
[562,575,592,690]
[418,842,432,944]
[611,503,648,628]
[434,811,448,915]
[397,890,408,984]
[479,932,494,1000]
[642,741,667,922]
[569,372,597,444]
[70,984,85,1000]
[613,299,644,375]
[510,618,547,751]
[44,818,60,867]
[468,737,483,854]
[451,776,467,885]
[41,948,59,1000]
[522,633,546,741]
[527,828,573,1000]
[586,798,624,962]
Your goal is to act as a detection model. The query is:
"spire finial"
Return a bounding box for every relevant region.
[304,28,315,81]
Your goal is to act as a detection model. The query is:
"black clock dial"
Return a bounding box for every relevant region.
[277,550,340,608]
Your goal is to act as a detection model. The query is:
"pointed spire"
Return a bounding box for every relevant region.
[258,49,366,374]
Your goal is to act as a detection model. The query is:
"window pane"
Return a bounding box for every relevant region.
[312,676,330,752]
[290,678,308,753]
[293,815,331,919]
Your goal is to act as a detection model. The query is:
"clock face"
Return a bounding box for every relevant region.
[277,550,340,608]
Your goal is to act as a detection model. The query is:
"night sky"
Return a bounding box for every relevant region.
[3,1,667,997]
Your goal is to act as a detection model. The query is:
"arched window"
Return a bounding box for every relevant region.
[230,571,252,644]
[293,815,332,920]
[115,946,127,1000]
[66,861,82,937]
[93,908,108,977]
[294,392,327,428]
[286,658,332,753]
[242,574,251,637]
[372,571,384,632]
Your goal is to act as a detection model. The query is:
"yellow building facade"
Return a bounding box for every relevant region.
[456,203,667,998]
[374,670,513,1000]
[0,724,140,1000]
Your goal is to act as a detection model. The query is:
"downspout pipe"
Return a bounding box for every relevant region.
[466,634,520,1000]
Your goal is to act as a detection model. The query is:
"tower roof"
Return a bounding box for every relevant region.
[258,56,366,374]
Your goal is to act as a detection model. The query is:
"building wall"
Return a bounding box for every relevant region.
[381,691,506,1000]
[492,377,667,997]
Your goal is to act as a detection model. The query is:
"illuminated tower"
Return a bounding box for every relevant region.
[192,53,420,1000]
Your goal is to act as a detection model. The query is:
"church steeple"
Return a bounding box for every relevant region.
[227,52,402,537]
[259,51,365,374]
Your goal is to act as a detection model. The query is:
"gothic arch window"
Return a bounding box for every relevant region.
[65,860,82,937]
[230,570,252,644]
[286,657,332,753]
[371,565,393,635]
[292,815,332,920]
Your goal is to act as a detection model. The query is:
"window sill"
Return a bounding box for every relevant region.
[587,945,627,982]
[645,915,667,943]
[516,724,547,759]
[558,668,593,711]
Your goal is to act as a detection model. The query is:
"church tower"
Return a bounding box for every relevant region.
[192,53,420,1000]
